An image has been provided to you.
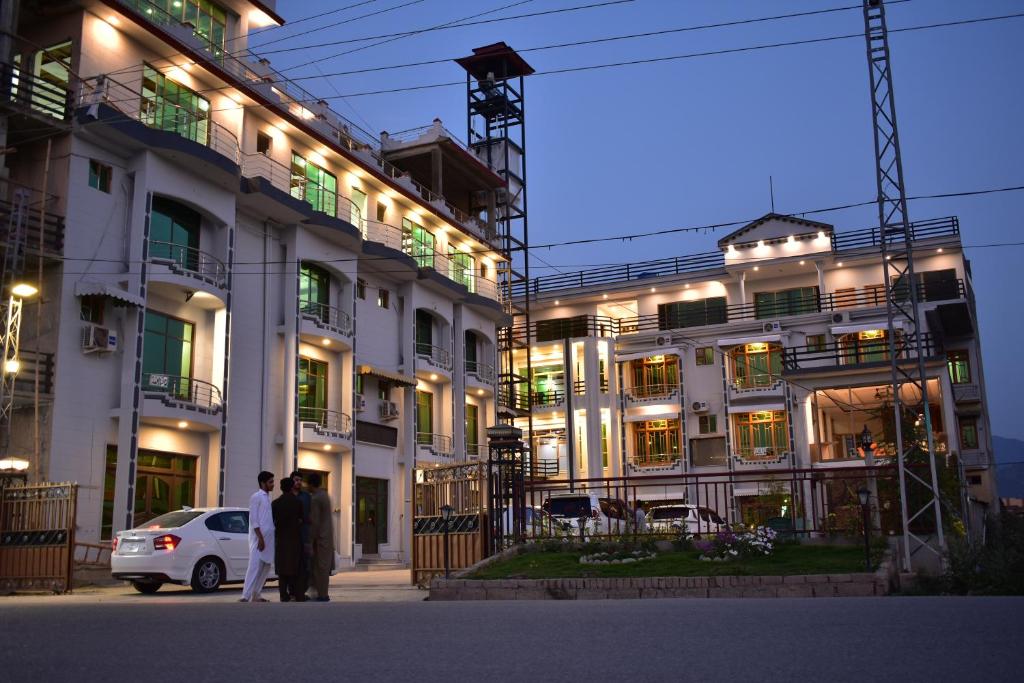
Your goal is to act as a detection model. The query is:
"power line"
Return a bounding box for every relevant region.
[251,0,430,50]
[226,0,382,47]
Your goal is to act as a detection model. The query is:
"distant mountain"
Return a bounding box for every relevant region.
[993,435,1024,498]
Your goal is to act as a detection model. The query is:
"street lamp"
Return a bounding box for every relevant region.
[440,504,454,579]
[857,487,871,572]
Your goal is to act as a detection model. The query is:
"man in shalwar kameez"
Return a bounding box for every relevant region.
[241,471,275,602]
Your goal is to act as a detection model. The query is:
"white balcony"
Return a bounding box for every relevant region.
[727,377,786,405]
[299,408,353,451]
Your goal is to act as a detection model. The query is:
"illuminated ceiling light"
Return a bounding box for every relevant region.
[886,255,892,260]
[430,373,438,381]
[799,260,805,265]
[817,231,826,240]
[753,266,759,271]
[0,457,29,471]
[477,389,485,396]
[321,338,331,346]
[757,240,765,248]
[649,287,656,293]
[107,16,120,26]
[4,359,20,374]
[11,283,38,297]
[323,444,332,451]
[787,235,795,243]
[177,421,189,429]
[684,283,690,289]
[602,294,608,299]
[837,262,844,267]
[937,248,944,253]
[727,244,737,254]
[553,300,560,305]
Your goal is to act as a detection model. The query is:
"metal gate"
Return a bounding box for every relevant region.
[411,462,487,586]
[0,482,77,593]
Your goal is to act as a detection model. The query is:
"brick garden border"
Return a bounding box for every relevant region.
[429,546,895,600]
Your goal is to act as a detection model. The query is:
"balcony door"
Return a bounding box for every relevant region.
[465,331,478,373]
[415,390,433,445]
[150,197,201,271]
[140,64,210,145]
[403,218,435,268]
[291,152,337,216]
[300,262,331,321]
[142,311,194,400]
[298,357,328,425]
[730,343,782,388]
[415,310,433,356]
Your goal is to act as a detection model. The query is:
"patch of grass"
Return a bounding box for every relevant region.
[469,544,873,580]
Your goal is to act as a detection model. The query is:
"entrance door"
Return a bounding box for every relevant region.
[356,477,388,555]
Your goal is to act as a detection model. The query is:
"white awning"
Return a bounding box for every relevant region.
[74,280,145,308]
[727,402,786,414]
[357,364,417,386]
[624,411,679,423]
[830,320,904,335]
[716,334,782,348]
[615,348,684,362]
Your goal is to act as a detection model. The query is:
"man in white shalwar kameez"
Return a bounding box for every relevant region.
[241,471,275,602]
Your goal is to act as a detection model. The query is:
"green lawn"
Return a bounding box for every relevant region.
[470,544,874,580]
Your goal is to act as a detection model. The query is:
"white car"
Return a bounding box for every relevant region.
[111,507,272,594]
[647,504,729,535]
[542,492,632,536]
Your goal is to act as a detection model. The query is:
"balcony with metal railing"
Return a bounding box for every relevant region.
[416,432,453,460]
[77,70,240,175]
[148,240,228,292]
[0,183,65,260]
[0,61,72,126]
[624,383,680,408]
[141,372,223,428]
[465,361,496,386]
[298,406,353,447]
[782,333,941,374]
[416,343,453,373]
[728,375,786,403]
[626,453,683,474]
[299,300,353,344]
[531,389,565,410]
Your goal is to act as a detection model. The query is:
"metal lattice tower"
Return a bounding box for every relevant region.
[863,0,945,569]
[0,187,30,447]
[456,44,535,444]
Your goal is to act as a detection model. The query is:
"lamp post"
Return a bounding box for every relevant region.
[0,283,39,458]
[440,504,454,579]
[857,487,872,572]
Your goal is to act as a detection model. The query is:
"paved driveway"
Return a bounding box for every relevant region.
[1,593,1021,682]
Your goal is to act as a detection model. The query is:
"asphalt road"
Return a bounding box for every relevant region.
[2,594,1021,682]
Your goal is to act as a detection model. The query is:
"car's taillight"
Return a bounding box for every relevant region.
[153,534,180,551]
[111,537,118,552]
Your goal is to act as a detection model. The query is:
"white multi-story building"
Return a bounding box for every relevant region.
[512,213,998,532]
[0,0,512,565]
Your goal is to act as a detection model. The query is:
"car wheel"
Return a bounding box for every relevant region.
[190,557,224,593]
[131,581,162,594]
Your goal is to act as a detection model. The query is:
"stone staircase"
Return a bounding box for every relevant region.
[354,556,407,572]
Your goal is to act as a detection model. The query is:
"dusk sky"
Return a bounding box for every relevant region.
[252,0,1024,439]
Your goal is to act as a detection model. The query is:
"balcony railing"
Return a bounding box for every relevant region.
[465,361,495,384]
[0,187,65,257]
[951,383,981,403]
[416,343,453,371]
[626,384,678,401]
[79,72,240,165]
[149,240,227,289]
[298,407,352,437]
[241,153,362,228]
[628,453,682,468]
[531,390,565,408]
[734,445,787,463]
[11,350,55,397]
[466,443,489,460]
[142,373,222,410]
[300,301,353,337]
[0,62,72,122]
[416,432,453,456]
[782,333,940,372]
[516,216,961,299]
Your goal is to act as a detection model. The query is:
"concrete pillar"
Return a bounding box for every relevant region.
[452,305,465,459]
[583,338,602,476]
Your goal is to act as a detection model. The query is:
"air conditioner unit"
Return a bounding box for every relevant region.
[379,400,399,421]
[355,396,367,412]
[655,334,672,347]
[831,311,850,324]
[762,321,782,333]
[691,400,709,413]
[80,324,118,353]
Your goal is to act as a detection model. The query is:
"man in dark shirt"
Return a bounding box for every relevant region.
[271,477,304,602]
[291,470,313,600]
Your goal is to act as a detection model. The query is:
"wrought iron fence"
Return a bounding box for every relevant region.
[142,372,222,409]
[300,301,353,336]
[298,407,352,436]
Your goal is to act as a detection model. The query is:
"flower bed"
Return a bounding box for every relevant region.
[695,527,777,562]
[580,550,657,565]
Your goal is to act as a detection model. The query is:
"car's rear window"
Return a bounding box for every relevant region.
[137,510,203,530]
[547,497,591,518]
[650,507,685,520]
[698,508,726,524]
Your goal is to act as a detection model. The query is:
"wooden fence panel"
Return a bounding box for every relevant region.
[0,482,78,593]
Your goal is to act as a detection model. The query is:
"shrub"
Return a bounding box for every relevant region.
[694,526,777,561]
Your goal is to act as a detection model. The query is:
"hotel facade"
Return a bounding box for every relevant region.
[509,213,998,531]
[1,0,513,564]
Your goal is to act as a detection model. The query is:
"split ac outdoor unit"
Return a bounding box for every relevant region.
[762,321,782,333]
[691,400,709,413]
[81,324,118,354]
[655,334,672,346]
[832,311,851,324]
